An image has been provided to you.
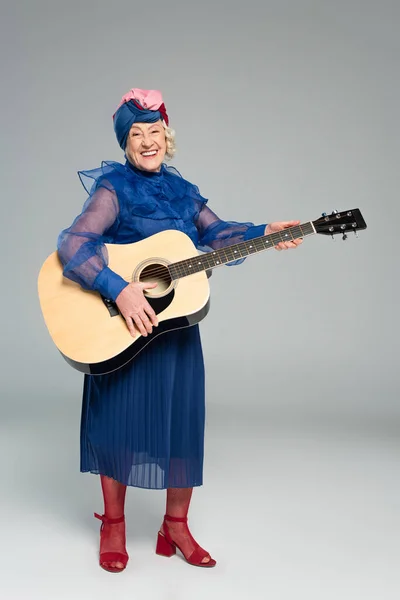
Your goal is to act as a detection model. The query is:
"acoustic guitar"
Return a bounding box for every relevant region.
[38,209,366,375]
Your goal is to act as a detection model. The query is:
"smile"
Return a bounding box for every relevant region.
[142,150,158,157]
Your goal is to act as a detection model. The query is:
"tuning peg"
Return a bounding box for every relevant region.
[321,212,327,217]
[354,231,359,238]
[342,233,348,241]
[331,210,338,214]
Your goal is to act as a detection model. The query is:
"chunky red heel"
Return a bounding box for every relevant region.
[94,512,129,573]
[156,530,176,557]
[156,514,216,568]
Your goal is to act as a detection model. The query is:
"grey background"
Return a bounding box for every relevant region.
[1,1,399,599]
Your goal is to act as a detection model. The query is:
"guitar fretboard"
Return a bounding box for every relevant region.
[168,222,315,281]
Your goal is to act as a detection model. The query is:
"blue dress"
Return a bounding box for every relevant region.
[58,160,266,489]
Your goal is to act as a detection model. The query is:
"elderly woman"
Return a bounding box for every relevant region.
[57,88,302,573]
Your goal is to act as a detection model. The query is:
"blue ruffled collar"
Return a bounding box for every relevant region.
[125,158,166,179]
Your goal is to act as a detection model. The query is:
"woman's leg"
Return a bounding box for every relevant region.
[98,475,128,570]
[160,487,211,564]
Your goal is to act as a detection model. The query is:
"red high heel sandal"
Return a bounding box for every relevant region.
[156,514,216,568]
[94,512,129,573]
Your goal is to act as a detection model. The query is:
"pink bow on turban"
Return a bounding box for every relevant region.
[116,88,164,112]
[115,88,169,126]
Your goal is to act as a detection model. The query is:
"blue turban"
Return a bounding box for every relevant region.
[113,99,168,150]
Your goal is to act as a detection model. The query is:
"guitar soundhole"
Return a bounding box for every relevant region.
[139,262,173,298]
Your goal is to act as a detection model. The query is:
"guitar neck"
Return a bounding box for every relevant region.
[168,221,316,281]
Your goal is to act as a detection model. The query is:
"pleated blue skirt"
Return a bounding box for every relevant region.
[80,325,205,489]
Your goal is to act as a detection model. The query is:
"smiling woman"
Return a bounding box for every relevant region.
[55,86,302,574]
[125,121,174,172]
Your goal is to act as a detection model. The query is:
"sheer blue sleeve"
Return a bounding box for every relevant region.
[193,194,266,266]
[57,181,128,301]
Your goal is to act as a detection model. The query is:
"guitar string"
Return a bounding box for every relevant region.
[115,234,314,281]
[114,220,359,282]
[115,230,311,281]
[110,225,312,281]
[103,219,356,296]
[116,246,280,284]
[116,246,310,281]
[117,245,278,281]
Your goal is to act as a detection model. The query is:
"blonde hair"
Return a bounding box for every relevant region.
[162,121,176,159]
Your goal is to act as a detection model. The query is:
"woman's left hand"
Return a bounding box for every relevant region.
[265,221,304,251]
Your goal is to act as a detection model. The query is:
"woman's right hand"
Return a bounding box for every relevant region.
[115,281,159,337]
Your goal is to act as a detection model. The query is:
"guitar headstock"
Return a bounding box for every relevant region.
[313,209,367,239]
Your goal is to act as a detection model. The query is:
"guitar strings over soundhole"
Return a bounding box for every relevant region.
[137,262,173,298]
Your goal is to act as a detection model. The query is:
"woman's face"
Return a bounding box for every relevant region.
[125,120,167,172]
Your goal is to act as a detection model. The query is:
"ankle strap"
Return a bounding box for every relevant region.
[94,512,125,525]
[164,514,187,523]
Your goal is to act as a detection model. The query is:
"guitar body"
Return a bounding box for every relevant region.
[38,230,210,375]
